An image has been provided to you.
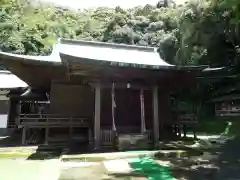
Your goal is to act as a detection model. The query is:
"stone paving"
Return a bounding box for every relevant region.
[0,149,176,180]
[0,136,228,180]
[0,159,61,180]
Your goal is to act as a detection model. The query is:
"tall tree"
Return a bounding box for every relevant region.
[0,0,239,67]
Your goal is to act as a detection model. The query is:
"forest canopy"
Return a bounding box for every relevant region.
[0,0,239,67]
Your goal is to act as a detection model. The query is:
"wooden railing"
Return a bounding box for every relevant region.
[19,114,90,128]
[101,129,113,147]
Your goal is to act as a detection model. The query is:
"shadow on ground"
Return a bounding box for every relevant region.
[27,145,63,160]
[106,173,148,180]
[0,129,21,147]
[214,135,240,180]
[154,135,240,180]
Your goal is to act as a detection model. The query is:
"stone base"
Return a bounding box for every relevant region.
[118,133,149,151]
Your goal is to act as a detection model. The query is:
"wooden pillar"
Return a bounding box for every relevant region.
[88,129,92,144]
[140,88,146,133]
[69,117,73,137]
[94,85,101,150]
[6,98,13,128]
[13,100,21,127]
[6,98,11,128]
[152,86,159,147]
[44,127,49,145]
[15,100,21,126]
[22,127,26,145]
[69,126,73,138]
[44,117,49,145]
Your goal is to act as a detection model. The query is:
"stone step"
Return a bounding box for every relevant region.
[103,159,132,173]
[61,151,158,162]
[61,149,203,163]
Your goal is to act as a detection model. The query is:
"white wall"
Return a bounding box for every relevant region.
[0,115,8,128]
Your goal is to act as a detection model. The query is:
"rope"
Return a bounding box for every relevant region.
[111,82,118,149]
[111,82,116,132]
[140,88,146,133]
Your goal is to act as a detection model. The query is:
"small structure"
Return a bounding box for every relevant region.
[209,95,240,117]
[0,39,208,150]
[0,71,27,131]
[204,69,240,117]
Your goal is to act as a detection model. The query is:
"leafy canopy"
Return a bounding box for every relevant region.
[0,0,239,66]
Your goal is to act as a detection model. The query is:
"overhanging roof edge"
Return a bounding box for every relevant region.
[0,70,28,89]
[0,51,62,65]
[60,52,217,72]
[59,38,158,53]
[0,38,226,72]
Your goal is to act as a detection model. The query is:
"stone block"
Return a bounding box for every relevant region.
[118,133,149,151]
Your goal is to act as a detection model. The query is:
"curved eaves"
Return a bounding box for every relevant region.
[0,52,64,89]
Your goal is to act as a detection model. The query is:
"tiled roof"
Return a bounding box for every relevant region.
[0,38,173,67]
[0,71,28,89]
[58,39,173,67]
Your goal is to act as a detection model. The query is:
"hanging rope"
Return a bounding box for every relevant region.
[111,82,117,132]
[111,82,118,149]
[140,88,146,133]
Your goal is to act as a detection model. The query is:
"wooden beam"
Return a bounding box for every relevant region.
[94,85,101,150]
[89,82,151,90]
[152,86,159,147]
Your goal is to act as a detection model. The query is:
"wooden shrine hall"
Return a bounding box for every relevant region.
[0,39,210,150]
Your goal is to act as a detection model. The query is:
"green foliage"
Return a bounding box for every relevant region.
[0,0,239,66]
[177,0,240,66]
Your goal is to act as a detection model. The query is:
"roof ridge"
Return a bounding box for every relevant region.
[59,38,158,53]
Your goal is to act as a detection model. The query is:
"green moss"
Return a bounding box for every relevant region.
[0,151,59,160]
[197,117,240,136]
[197,119,228,134]
[0,153,29,159]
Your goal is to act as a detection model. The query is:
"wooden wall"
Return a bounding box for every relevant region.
[100,89,172,131]
[50,83,173,131]
[50,83,94,117]
[101,89,141,128]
